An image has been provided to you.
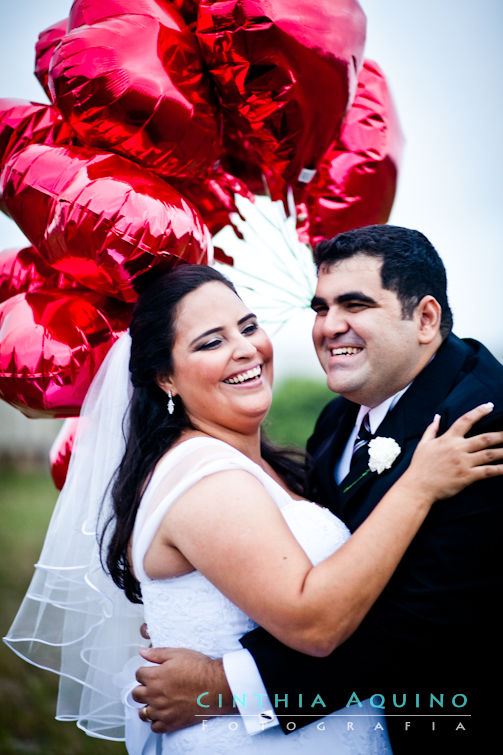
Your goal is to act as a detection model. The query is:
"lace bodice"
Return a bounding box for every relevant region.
[127,437,391,754]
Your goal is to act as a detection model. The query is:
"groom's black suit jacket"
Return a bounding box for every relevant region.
[241,335,503,753]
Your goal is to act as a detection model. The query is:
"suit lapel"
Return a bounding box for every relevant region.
[309,400,358,514]
[337,335,471,515]
[378,334,470,440]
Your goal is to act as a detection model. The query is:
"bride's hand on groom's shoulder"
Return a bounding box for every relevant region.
[404,402,503,502]
[133,647,232,733]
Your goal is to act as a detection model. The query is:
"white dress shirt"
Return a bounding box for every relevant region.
[223,384,412,734]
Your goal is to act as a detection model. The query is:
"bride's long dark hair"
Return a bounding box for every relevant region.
[102,264,306,603]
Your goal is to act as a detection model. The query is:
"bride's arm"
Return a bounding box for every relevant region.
[151,404,503,656]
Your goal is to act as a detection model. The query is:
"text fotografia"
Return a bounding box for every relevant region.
[196,691,469,712]
[198,718,469,735]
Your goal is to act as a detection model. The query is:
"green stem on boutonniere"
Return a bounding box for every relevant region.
[343,469,371,493]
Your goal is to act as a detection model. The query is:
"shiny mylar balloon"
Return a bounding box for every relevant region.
[220,129,268,197]
[68,0,186,27]
[34,18,68,100]
[298,60,404,246]
[68,0,199,27]
[196,0,366,196]
[49,417,79,490]
[0,99,73,170]
[168,0,199,25]
[0,245,77,303]
[170,167,254,237]
[50,0,221,178]
[0,289,131,418]
[0,143,210,302]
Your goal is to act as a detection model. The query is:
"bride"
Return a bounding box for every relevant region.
[5,264,503,754]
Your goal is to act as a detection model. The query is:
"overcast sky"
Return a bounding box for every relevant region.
[0,0,502,383]
[363,0,503,354]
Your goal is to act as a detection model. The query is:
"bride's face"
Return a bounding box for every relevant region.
[160,281,274,436]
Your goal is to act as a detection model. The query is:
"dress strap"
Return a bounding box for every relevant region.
[131,437,291,582]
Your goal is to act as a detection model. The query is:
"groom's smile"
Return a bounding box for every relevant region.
[311,253,440,408]
[330,346,364,356]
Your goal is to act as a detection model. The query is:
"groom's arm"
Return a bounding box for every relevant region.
[239,598,407,730]
[132,646,280,734]
[132,588,431,735]
[132,592,425,735]
[241,466,502,732]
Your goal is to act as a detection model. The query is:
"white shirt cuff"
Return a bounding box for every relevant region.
[223,649,279,734]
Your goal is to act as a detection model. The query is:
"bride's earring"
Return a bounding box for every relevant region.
[167,390,175,415]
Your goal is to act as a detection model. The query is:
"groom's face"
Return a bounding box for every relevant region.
[311,254,429,408]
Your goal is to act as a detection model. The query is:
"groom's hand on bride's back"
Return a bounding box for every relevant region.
[133,646,233,733]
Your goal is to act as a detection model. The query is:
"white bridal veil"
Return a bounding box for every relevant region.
[3,333,145,741]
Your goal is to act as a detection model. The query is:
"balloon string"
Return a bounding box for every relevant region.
[231,270,310,305]
[213,193,317,331]
[244,195,315,293]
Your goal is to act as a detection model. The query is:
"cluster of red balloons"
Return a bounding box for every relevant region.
[0,0,403,487]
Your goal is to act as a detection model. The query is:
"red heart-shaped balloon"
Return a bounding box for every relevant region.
[196,0,366,196]
[168,0,199,26]
[0,289,131,418]
[68,0,194,28]
[0,99,73,170]
[299,59,404,245]
[49,417,79,490]
[0,245,78,303]
[1,143,210,301]
[49,3,221,178]
[34,18,68,100]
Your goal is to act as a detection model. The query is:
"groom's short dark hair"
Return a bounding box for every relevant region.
[314,224,453,339]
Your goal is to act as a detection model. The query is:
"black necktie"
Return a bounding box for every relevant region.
[349,414,373,473]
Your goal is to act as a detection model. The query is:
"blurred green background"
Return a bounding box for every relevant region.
[0,377,332,754]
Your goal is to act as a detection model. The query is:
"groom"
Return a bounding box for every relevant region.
[134,225,503,752]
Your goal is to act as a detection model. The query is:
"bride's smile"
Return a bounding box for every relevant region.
[223,363,263,385]
[157,280,274,441]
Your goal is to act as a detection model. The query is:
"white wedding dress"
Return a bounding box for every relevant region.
[125,436,392,754]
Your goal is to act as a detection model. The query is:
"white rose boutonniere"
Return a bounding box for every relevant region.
[368,437,402,474]
[343,436,401,493]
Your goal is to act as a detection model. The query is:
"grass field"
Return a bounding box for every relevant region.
[0,468,124,755]
[0,378,332,753]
